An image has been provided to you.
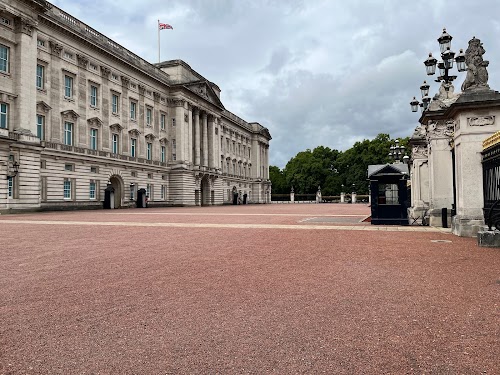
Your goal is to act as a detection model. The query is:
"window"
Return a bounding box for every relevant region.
[90,85,98,107]
[64,75,73,98]
[36,115,45,140]
[172,118,176,127]
[89,181,96,199]
[37,39,45,47]
[36,64,44,89]
[146,183,151,198]
[147,173,153,179]
[0,45,9,73]
[90,166,98,173]
[0,103,8,129]
[112,133,119,154]
[63,179,71,199]
[1,17,12,27]
[7,176,13,198]
[130,138,136,157]
[161,185,166,200]
[226,139,229,151]
[89,63,98,71]
[172,139,176,160]
[111,93,119,114]
[64,122,73,145]
[160,113,166,130]
[146,107,152,126]
[111,73,119,81]
[90,128,98,150]
[64,164,74,171]
[130,101,136,120]
[161,146,165,162]
[378,184,399,205]
[64,51,73,59]
[146,142,152,160]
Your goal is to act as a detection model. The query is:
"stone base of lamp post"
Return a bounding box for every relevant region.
[477,227,500,247]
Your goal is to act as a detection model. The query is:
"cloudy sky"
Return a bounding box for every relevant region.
[51,0,500,168]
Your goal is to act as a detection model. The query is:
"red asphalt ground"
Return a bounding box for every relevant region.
[0,204,498,374]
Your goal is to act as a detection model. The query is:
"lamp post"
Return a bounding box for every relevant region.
[410,28,467,112]
[388,140,406,163]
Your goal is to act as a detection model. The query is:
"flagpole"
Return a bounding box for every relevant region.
[158,20,160,63]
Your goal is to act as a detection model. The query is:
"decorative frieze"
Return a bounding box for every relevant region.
[468,115,495,127]
[412,145,429,159]
[426,119,455,140]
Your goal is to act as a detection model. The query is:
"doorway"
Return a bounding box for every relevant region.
[109,175,123,208]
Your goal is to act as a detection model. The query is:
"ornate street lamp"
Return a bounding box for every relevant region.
[388,140,406,163]
[410,28,466,112]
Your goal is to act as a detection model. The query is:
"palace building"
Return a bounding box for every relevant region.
[0,0,271,211]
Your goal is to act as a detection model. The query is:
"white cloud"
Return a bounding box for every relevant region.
[54,0,500,168]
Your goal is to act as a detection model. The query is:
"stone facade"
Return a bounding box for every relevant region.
[0,0,272,211]
[409,70,500,236]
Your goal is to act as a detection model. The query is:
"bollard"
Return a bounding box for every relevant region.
[442,207,448,228]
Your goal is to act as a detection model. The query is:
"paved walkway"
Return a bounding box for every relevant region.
[0,204,497,374]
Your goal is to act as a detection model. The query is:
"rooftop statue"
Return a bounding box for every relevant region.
[461,37,490,91]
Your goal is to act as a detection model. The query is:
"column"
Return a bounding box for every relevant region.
[187,104,193,164]
[48,40,63,142]
[175,102,185,161]
[14,19,37,135]
[202,112,208,167]
[76,54,88,147]
[208,115,214,169]
[194,108,200,166]
[100,66,111,149]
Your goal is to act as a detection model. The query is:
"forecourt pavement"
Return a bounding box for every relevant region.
[0,204,498,374]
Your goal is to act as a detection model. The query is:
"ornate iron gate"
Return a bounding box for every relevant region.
[482,142,500,229]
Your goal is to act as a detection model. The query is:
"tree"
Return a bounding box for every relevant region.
[269,165,287,194]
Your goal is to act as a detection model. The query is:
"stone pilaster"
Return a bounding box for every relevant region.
[120,76,130,154]
[100,65,111,149]
[174,100,185,161]
[76,54,88,147]
[202,111,208,167]
[194,108,200,166]
[14,18,37,135]
[208,115,215,169]
[48,41,63,142]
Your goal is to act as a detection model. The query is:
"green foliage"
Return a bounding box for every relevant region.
[269,134,409,195]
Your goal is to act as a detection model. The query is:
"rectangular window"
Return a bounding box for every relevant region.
[130,101,137,120]
[0,103,8,129]
[64,75,73,98]
[7,176,13,198]
[146,183,151,198]
[147,142,152,160]
[36,64,44,89]
[64,164,74,171]
[89,181,96,199]
[37,39,45,47]
[172,118,176,127]
[90,166,98,173]
[90,85,98,107]
[64,179,71,199]
[160,113,166,130]
[64,51,73,59]
[161,146,165,162]
[90,128,98,150]
[36,114,45,140]
[146,107,152,126]
[64,122,73,145]
[130,138,136,157]
[112,133,119,154]
[0,45,9,73]
[111,94,119,114]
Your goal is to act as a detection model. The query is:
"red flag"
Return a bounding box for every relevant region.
[159,23,173,30]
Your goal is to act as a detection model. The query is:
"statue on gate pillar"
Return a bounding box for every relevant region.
[462,37,490,91]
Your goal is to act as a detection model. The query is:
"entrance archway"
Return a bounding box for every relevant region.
[200,175,211,206]
[109,175,123,208]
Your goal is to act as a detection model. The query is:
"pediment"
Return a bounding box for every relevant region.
[87,117,103,127]
[368,163,409,178]
[36,101,52,113]
[128,128,141,137]
[61,109,79,121]
[260,127,272,140]
[109,123,123,132]
[184,81,224,109]
[145,133,156,141]
[159,137,168,145]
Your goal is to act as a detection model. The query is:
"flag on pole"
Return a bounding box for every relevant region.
[159,23,173,30]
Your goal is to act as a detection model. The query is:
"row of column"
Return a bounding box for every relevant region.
[191,107,218,169]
